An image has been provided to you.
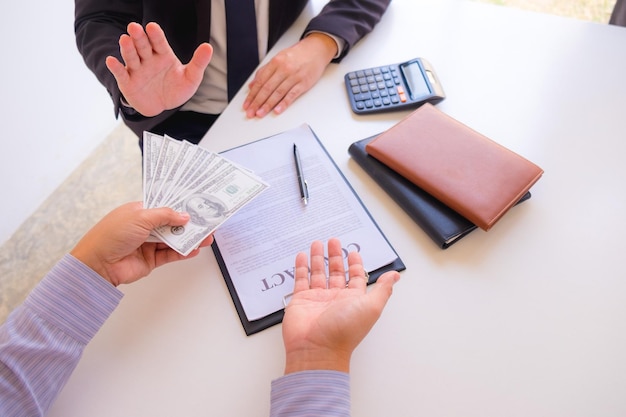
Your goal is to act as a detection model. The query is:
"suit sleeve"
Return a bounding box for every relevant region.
[305,0,391,61]
[74,0,144,119]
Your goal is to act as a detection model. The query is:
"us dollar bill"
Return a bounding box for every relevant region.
[157,140,200,206]
[146,137,181,208]
[143,131,268,255]
[142,131,164,207]
[152,163,269,255]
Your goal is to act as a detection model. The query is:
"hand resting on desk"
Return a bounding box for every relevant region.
[243,32,337,118]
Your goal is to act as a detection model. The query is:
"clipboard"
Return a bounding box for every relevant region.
[211,125,405,335]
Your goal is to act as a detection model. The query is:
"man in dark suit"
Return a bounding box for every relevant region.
[75,0,391,144]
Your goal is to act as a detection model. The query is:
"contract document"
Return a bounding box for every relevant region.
[212,124,404,335]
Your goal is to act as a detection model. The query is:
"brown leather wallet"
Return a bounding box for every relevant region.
[365,103,543,231]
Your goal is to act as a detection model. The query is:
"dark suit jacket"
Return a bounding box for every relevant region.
[611,0,626,27]
[74,0,391,137]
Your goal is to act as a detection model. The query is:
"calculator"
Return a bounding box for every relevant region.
[344,57,445,114]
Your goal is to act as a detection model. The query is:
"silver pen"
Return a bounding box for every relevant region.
[293,143,309,205]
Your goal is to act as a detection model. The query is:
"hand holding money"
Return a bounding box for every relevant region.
[142,132,268,255]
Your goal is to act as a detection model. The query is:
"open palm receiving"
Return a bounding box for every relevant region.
[282,239,400,374]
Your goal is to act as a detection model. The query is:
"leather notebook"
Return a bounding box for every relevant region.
[365,103,543,231]
[349,136,531,248]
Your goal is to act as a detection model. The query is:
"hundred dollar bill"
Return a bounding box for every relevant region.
[164,150,220,206]
[152,162,269,256]
[158,140,201,206]
[142,131,164,207]
[143,132,167,243]
[146,137,181,208]
[152,137,196,208]
[167,155,231,207]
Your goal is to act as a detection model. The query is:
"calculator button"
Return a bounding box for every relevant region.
[371,90,380,99]
[360,85,369,93]
[351,86,360,94]
[356,101,365,110]
[358,77,367,85]
[396,86,407,102]
[365,69,374,76]
[350,79,359,87]
[368,83,377,91]
[355,92,371,101]
[348,72,357,80]
[364,99,374,108]
[373,99,382,107]
[382,97,391,105]
[356,70,365,78]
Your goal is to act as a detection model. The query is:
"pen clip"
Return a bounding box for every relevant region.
[293,143,309,205]
[302,180,309,205]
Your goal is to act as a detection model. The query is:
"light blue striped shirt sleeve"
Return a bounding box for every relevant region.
[271,370,351,417]
[0,254,352,417]
[0,254,123,417]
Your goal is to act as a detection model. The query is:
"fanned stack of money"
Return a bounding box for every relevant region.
[142,132,269,256]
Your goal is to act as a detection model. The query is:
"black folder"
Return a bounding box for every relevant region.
[349,136,530,249]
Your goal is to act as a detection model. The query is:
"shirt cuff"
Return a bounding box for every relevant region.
[270,370,350,417]
[24,254,124,345]
[119,96,138,116]
[304,31,346,59]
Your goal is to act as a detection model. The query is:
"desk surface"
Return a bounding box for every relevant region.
[49,1,626,416]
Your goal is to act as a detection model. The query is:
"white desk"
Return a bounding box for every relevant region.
[49,1,626,416]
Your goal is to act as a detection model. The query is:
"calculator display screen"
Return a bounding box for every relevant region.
[401,62,431,100]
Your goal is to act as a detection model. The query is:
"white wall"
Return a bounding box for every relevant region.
[0,2,118,245]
